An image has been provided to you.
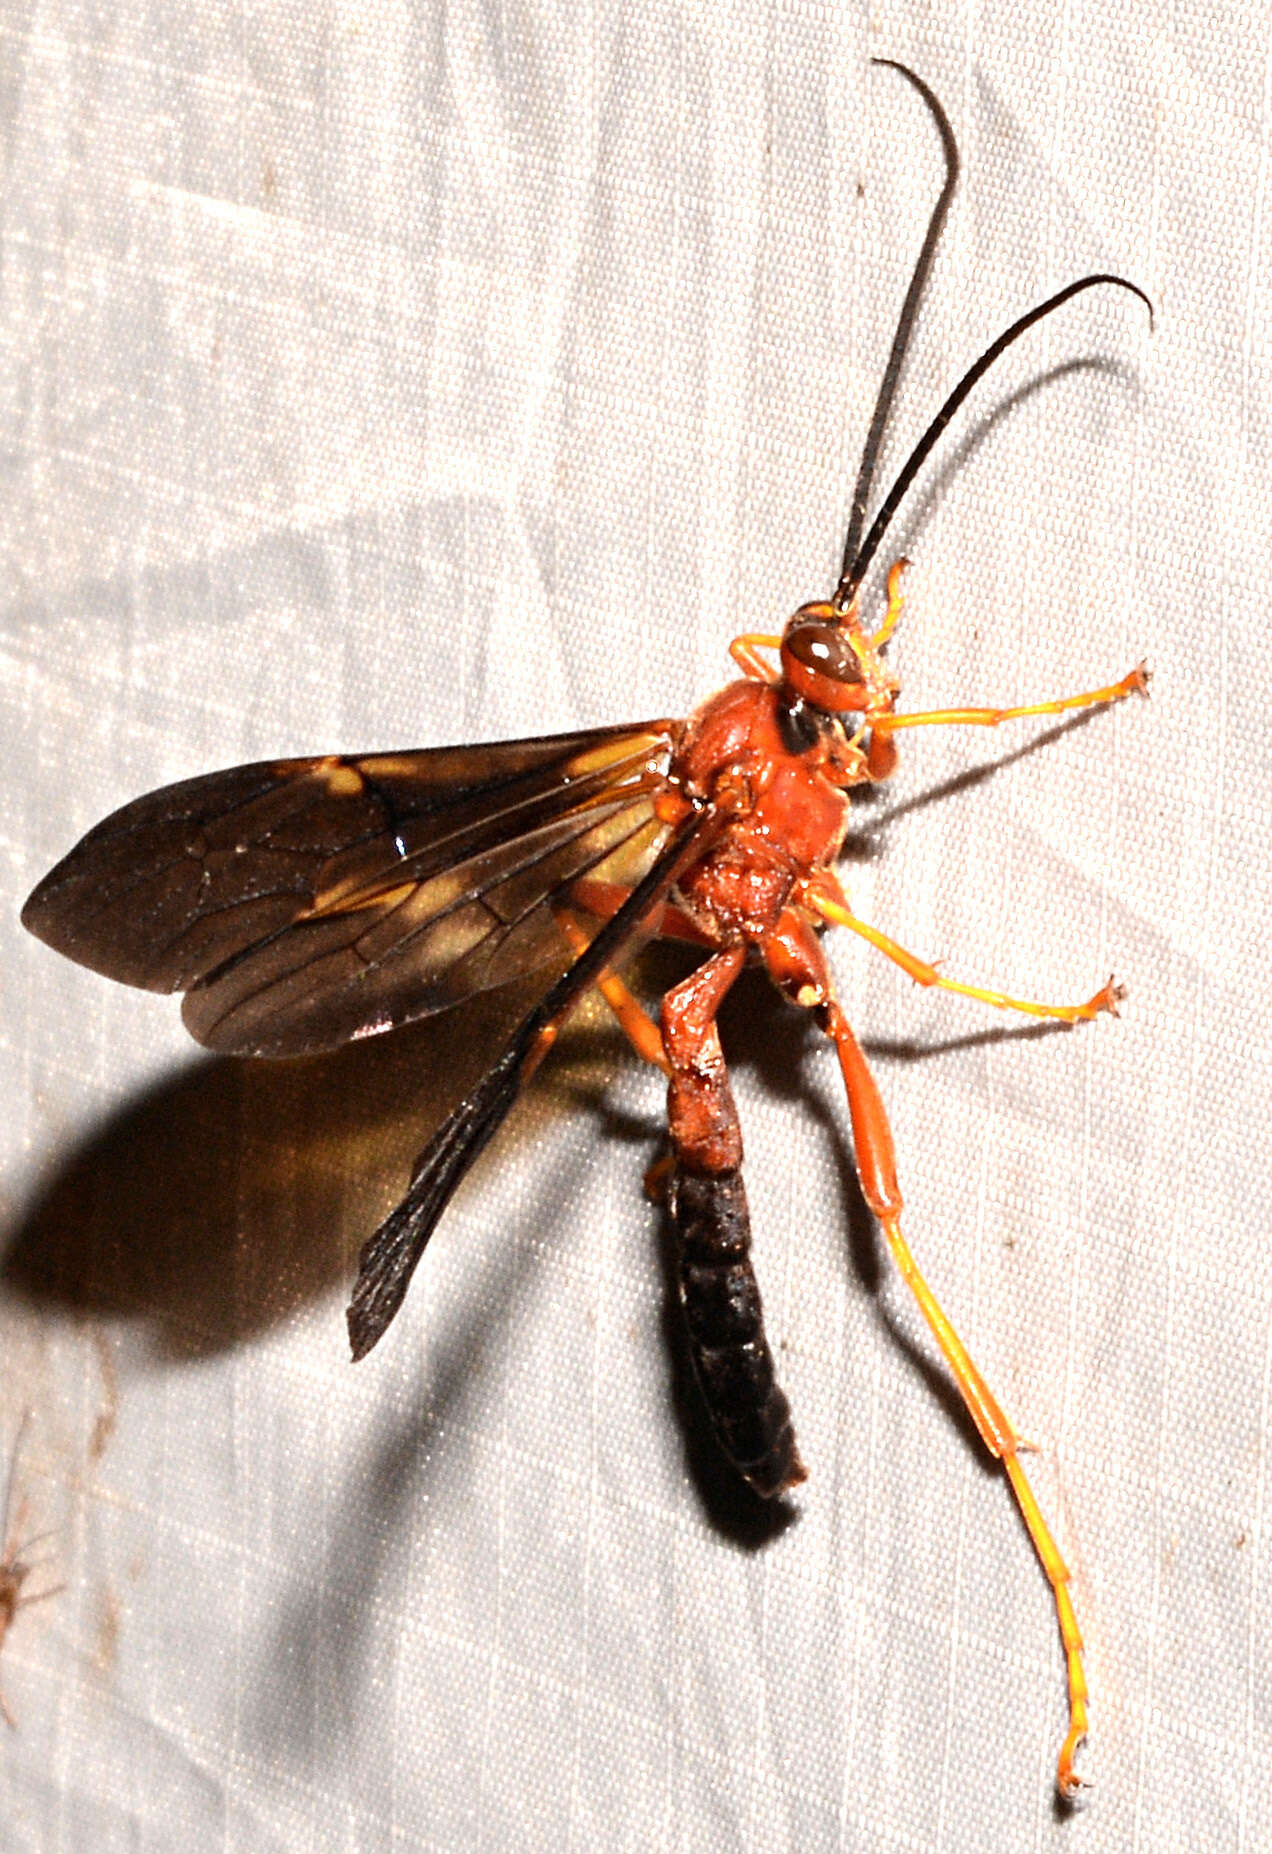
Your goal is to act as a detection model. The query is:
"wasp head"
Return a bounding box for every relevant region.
[778,586,901,722]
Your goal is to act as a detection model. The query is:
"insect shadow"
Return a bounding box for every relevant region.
[0,978,544,1360]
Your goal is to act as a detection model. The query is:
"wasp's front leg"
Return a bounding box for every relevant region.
[661,947,807,1499]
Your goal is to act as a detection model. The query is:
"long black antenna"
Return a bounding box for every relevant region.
[840,61,960,579]
[834,272,1153,610]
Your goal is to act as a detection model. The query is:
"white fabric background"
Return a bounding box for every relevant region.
[2,2,1268,1849]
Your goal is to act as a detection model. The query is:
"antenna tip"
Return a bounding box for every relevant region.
[1107,273,1155,331]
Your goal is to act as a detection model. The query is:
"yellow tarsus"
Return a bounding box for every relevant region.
[872,556,910,647]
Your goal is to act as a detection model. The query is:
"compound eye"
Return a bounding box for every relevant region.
[780,621,867,712]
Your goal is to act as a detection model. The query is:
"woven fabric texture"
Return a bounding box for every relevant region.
[2,3,1269,1850]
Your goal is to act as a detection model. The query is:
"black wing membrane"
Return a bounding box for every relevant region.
[23,723,679,1057]
[346,800,728,1358]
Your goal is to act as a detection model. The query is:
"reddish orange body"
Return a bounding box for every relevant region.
[638,654,900,1500]
[556,558,1146,1790]
[673,679,855,944]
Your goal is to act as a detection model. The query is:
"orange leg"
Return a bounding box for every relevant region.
[882,660,1149,733]
[728,633,783,682]
[553,897,741,1183]
[660,945,748,1172]
[801,874,1123,1023]
[553,907,669,1072]
[870,557,910,648]
[763,907,1091,1797]
[567,877,714,949]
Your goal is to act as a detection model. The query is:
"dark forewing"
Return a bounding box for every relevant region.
[23,723,679,1056]
[346,799,729,1358]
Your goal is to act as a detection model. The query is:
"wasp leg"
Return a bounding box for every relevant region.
[567,877,715,949]
[552,906,669,1071]
[763,906,1091,1798]
[662,946,806,1498]
[728,633,784,682]
[870,556,910,648]
[802,875,1123,1022]
[882,659,1149,733]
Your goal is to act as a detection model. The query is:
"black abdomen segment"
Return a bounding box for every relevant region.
[668,1165,806,1499]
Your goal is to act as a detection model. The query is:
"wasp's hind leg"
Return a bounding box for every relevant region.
[763,905,1091,1798]
[661,946,807,1499]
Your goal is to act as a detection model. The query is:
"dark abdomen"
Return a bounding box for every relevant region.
[668,1165,806,1499]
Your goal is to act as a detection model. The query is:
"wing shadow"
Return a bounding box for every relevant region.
[1,979,542,1362]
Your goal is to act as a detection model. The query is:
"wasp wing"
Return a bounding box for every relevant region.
[22,723,680,1057]
[346,799,727,1357]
